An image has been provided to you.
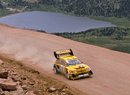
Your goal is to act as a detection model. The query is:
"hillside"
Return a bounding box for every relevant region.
[0,57,77,95]
[1,0,130,28]
[1,0,130,17]
[54,27,130,54]
[0,24,130,95]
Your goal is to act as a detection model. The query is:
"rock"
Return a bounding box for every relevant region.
[25,91,36,95]
[21,85,28,90]
[43,81,47,85]
[62,89,66,92]
[3,91,13,95]
[10,85,24,95]
[0,60,4,65]
[16,85,24,94]
[0,88,4,95]
[0,79,17,91]
[61,92,67,95]
[21,76,26,80]
[11,75,21,82]
[48,87,57,93]
[3,91,10,95]
[28,81,35,85]
[11,72,17,76]
[0,71,8,79]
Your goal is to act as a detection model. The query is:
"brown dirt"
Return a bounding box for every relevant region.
[0,56,82,95]
[0,24,130,95]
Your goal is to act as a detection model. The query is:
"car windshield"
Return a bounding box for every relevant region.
[66,59,81,66]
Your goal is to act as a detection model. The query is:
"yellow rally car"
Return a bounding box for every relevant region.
[53,49,93,80]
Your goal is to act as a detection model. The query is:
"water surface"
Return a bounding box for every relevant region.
[0,11,115,33]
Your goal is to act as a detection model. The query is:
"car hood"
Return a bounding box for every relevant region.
[67,64,90,70]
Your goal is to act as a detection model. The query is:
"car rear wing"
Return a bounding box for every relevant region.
[54,49,74,59]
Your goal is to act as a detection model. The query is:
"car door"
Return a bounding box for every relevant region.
[55,59,66,73]
[55,60,61,73]
[60,60,66,74]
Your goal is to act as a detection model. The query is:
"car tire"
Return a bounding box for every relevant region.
[53,66,59,74]
[65,73,71,80]
[88,70,93,77]
[65,70,71,80]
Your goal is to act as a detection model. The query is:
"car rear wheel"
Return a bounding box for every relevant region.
[53,67,59,74]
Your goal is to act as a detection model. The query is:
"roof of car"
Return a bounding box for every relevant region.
[60,55,77,61]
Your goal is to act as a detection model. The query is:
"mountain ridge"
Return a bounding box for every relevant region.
[0,0,130,17]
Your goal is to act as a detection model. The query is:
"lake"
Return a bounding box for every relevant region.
[0,11,115,33]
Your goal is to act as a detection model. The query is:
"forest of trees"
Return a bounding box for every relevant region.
[0,1,3,8]
[1,0,130,17]
[43,0,130,17]
[54,27,130,40]
[32,0,130,17]
[54,27,130,53]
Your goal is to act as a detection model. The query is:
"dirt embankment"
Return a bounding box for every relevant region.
[0,24,130,95]
[0,56,83,95]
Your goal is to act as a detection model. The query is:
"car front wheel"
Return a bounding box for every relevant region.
[65,73,71,79]
[65,70,71,80]
[88,70,93,77]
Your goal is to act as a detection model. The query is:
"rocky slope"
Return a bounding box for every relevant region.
[0,56,80,95]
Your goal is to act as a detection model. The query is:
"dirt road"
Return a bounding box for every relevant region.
[0,24,130,95]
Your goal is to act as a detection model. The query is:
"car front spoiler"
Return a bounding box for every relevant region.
[71,73,89,80]
[77,73,89,78]
[70,71,93,80]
